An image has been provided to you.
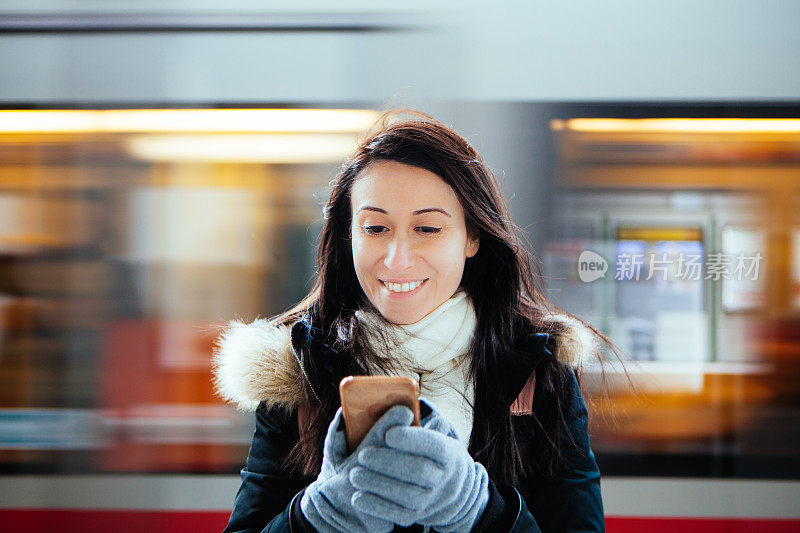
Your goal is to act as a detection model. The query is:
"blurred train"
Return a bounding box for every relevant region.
[1,3,799,532]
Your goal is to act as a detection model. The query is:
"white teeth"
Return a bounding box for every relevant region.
[383,280,424,293]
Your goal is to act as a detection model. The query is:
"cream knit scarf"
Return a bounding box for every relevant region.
[354,288,478,443]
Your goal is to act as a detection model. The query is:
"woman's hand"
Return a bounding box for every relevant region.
[300,404,411,533]
[350,398,490,531]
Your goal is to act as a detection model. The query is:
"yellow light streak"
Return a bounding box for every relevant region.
[551,118,800,134]
[0,108,380,133]
[124,133,360,163]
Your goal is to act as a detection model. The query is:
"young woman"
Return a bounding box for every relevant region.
[213,110,608,532]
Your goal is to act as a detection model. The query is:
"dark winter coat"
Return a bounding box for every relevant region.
[212,312,605,532]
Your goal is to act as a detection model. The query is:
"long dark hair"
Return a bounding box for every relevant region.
[270,109,623,485]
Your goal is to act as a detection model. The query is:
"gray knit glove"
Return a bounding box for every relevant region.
[299,405,409,533]
[350,398,490,531]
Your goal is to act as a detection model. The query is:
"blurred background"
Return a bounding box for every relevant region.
[0,1,799,532]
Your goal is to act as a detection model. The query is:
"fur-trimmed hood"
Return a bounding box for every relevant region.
[212,313,599,412]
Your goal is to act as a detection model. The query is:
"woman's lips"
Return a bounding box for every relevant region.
[379,278,428,297]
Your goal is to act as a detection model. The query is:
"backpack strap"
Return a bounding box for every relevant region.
[510,370,536,415]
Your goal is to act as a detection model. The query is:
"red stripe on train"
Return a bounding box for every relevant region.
[0,510,229,532]
[1,510,800,532]
[605,517,800,532]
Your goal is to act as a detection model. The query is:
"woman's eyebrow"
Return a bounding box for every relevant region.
[356,206,452,217]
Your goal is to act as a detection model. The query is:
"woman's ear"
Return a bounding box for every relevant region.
[466,234,480,258]
[464,220,480,258]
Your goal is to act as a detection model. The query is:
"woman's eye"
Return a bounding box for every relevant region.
[363,226,385,235]
[417,227,442,234]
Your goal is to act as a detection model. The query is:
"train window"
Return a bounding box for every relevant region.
[612,226,706,362]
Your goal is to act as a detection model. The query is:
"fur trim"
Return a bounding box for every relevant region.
[212,313,597,411]
[543,313,600,368]
[211,318,306,412]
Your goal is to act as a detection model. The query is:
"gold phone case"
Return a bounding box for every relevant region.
[339,375,420,454]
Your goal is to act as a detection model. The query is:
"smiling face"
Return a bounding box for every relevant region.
[350,159,479,325]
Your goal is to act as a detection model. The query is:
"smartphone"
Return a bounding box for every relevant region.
[339,375,420,454]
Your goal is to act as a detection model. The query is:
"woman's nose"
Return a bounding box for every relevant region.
[384,235,415,272]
